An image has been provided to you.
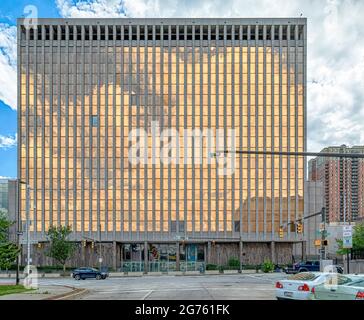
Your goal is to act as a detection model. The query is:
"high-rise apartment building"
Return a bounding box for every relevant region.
[18,18,306,269]
[309,145,364,223]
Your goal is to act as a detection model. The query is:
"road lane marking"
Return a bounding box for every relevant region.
[141,290,153,300]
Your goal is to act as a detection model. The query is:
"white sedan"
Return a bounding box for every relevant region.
[275,272,355,300]
[314,277,364,300]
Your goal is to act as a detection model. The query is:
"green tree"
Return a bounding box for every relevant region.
[336,222,364,255]
[0,209,20,270]
[46,225,76,275]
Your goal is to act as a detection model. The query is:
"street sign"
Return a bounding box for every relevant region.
[343,236,353,249]
[99,258,103,263]
[343,225,352,236]
[342,225,353,249]
[20,240,39,245]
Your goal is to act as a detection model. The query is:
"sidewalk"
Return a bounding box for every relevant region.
[0,270,263,279]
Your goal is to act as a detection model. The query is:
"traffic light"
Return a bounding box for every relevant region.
[82,240,87,247]
[91,241,95,249]
[279,227,284,238]
[321,207,326,222]
[37,242,42,249]
[322,240,328,246]
[297,223,303,233]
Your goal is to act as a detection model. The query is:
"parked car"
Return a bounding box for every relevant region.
[285,261,344,274]
[294,260,320,273]
[275,272,346,300]
[314,276,364,300]
[71,267,108,280]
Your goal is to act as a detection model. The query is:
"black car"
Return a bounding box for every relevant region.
[72,267,108,280]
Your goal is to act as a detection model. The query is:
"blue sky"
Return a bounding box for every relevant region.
[1,0,364,178]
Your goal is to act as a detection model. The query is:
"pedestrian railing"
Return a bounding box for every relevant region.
[121,261,205,273]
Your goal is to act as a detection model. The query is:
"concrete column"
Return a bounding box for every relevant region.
[144,241,148,274]
[302,241,307,261]
[81,243,86,266]
[176,242,180,271]
[120,243,123,272]
[207,241,212,264]
[271,241,276,264]
[239,240,243,273]
[112,241,117,271]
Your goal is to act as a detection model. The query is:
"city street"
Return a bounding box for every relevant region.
[0,274,285,300]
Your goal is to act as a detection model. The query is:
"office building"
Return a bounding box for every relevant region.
[18,18,306,269]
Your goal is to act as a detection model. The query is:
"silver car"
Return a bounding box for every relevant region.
[314,276,364,300]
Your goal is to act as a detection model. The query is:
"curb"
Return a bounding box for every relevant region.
[44,286,89,300]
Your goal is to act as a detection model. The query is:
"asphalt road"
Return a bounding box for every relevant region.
[5,273,287,300]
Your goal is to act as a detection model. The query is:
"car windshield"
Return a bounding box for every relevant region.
[91,268,99,272]
[324,275,353,285]
[288,273,319,281]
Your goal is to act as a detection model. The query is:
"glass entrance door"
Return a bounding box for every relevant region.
[181,244,205,271]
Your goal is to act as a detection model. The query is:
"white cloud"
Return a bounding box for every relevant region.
[1,0,363,152]
[0,176,15,180]
[53,0,364,152]
[0,23,17,109]
[56,0,126,18]
[0,134,17,149]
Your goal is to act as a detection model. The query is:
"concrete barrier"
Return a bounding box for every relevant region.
[108,272,125,277]
[223,270,239,274]
[126,272,143,277]
[205,270,219,275]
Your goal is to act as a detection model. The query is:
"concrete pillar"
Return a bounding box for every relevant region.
[302,241,307,261]
[239,240,243,273]
[176,242,180,271]
[120,243,124,272]
[112,241,117,271]
[81,243,86,266]
[207,241,212,264]
[271,241,276,264]
[144,241,148,274]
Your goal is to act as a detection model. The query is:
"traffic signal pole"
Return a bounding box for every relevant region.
[320,208,327,261]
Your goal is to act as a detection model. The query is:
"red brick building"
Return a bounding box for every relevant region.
[308,145,364,223]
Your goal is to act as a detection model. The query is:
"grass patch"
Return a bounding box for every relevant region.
[0,285,34,296]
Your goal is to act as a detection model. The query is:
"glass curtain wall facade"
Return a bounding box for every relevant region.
[18,18,306,244]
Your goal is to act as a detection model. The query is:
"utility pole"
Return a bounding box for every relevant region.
[18,181,32,277]
[320,207,327,262]
[15,180,21,285]
[25,185,31,275]
[99,223,102,270]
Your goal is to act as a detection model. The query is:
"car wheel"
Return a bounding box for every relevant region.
[101,275,106,280]
[96,274,102,280]
[74,274,81,280]
[298,268,308,273]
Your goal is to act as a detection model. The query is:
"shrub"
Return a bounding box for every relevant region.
[206,264,218,271]
[261,260,275,273]
[228,257,240,268]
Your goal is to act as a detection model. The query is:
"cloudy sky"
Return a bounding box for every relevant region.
[0,0,364,178]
